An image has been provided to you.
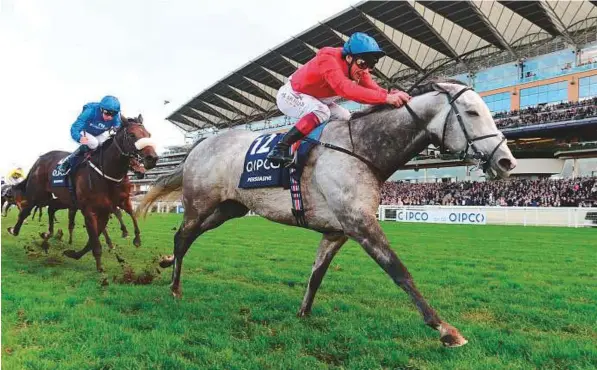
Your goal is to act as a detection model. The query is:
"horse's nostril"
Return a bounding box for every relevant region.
[498,158,515,171]
[145,156,158,167]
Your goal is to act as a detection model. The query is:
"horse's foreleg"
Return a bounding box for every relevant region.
[64,208,106,272]
[298,232,348,317]
[67,208,76,245]
[92,210,110,272]
[2,201,11,217]
[113,208,128,238]
[347,214,467,347]
[102,229,114,250]
[41,207,57,239]
[7,205,34,236]
[121,201,141,247]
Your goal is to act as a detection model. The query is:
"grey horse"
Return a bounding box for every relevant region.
[138,79,517,347]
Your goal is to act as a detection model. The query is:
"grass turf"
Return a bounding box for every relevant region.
[2,212,596,369]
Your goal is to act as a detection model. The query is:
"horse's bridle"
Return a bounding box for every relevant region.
[404,85,506,172]
[303,84,506,180]
[111,126,145,161]
[86,125,146,184]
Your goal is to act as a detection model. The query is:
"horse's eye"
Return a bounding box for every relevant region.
[466,110,479,117]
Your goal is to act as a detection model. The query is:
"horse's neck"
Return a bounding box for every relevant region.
[93,141,129,179]
[351,94,445,179]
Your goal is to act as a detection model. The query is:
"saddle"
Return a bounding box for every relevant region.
[238,124,327,227]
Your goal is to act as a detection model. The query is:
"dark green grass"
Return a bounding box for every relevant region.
[2,212,596,369]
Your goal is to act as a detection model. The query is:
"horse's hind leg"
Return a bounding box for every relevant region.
[7,205,34,236]
[164,200,249,297]
[344,213,467,347]
[67,208,76,244]
[298,232,348,317]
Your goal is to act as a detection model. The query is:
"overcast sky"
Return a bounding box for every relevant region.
[0,0,356,175]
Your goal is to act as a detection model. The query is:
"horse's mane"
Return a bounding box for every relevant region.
[350,77,468,119]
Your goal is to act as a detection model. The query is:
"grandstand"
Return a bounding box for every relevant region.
[135,0,597,203]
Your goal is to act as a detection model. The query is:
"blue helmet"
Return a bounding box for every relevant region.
[99,95,120,113]
[342,32,385,58]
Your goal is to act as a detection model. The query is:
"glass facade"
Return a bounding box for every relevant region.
[482,92,511,113]
[520,81,568,108]
[579,75,597,99]
[521,49,575,83]
[475,64,518,92]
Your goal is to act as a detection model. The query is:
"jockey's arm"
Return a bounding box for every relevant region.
[319,54,388,105]
[360,72,387,93]
[112,114,122,130]
[70,106,94,142]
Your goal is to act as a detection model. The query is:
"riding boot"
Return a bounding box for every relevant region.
[57,146,87,174]
[267,127,305,167]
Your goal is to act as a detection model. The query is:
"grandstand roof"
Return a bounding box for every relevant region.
[167,0,597,131]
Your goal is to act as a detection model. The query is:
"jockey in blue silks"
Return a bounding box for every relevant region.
[57,95,122,173]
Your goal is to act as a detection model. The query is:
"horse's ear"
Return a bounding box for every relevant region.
[137,114,143,124]
[120,114,129,127]
[431,83,445,93]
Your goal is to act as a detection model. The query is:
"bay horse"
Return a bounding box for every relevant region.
[1,185,43,220]
[58,162,144,248]
[1,184,17,217]
[8,115,158,271]
[63,182,141,248]
[138,79,517,347]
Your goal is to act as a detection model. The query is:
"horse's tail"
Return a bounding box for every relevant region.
[135,137,206,217]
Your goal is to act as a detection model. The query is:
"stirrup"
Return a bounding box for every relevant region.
[282,157,296,168]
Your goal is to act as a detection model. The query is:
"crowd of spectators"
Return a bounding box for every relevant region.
[381,177,597,207]
[493,97,597,129]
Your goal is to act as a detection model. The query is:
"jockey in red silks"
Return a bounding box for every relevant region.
[267,32,411,166]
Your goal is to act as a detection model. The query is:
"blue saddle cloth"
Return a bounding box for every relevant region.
[238,124,326,189]
[50,156,71,188]
[50,153,88,188]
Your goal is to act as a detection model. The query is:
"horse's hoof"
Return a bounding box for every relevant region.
[296,309,311,318]
[439,323,468,347]
[133,237,141,248]
[121,232,129,238]
[7,227,16,236]
[41,240,50,253]
[159,256,174,268]
[171,288,182,299]
[63,250,79,259]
